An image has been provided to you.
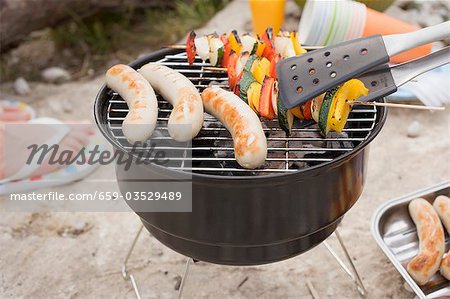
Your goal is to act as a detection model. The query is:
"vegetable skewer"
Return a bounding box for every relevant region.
[183,28,374,136]
[185,28,308,67]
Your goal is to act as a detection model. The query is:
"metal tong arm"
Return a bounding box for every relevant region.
[383,21,450,57]
[391,46,450,87]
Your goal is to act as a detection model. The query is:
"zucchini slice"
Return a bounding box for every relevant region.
[238,70,257,103]
[244,54,258,72]
[319,87,339,136]
[277,96,294,135]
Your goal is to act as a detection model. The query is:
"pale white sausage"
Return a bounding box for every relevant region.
[139,63,204,142]
[407,198,445,285]
[106,64,158,143]
[433,195,450,280]
[201,86,267,169]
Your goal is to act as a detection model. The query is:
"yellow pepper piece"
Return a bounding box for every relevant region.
[290,31,307,55]
[252,57,271,84]
[289,106,304,119]
[247,82,262,114]
[255,37,266,57]
[228,32,242,55]
[328,79,369,132]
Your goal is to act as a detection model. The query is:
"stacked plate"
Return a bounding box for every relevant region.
[298,0,367,46]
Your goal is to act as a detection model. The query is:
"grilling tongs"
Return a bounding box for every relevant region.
[277,21,450,108]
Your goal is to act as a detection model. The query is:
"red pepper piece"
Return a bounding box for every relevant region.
[186,31,196,65]
[259,76,276,119]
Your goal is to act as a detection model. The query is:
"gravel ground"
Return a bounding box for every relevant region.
[0,1,449,298]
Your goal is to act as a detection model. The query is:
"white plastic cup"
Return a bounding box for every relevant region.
[316,1,335,45]
[299,0,319,45]
[354,1,367,40]
[299,0,431,63]
[298,0,367,46]
[344,1,360,40]
[332,1,347,44]
[330,1,350,45]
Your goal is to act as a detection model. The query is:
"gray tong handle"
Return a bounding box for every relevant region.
[355,47,450,103]
[383,21,450,57]
[391,46,450,87]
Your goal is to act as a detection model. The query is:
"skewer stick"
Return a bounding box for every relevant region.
[165,45,186,49]
[351,101,445,111]
[165,44,324,51]
[203,66,227,72]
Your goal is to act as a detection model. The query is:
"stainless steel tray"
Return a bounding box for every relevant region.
[371,181,450,299]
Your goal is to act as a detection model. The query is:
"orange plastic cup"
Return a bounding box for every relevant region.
[249,0,286,36]
[363,8,432,63]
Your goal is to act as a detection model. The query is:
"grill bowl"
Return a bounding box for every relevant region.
[94,48,387,265]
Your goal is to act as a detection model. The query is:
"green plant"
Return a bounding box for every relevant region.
[50,10,131,54]
[0,0,231,81]
[50,0,230,57]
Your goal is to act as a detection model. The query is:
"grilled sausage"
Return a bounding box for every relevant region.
[139,63,204,142]
[106,64,158,143]
[201,86,267,169]
[407,198,445,285]
[433,195,450,280]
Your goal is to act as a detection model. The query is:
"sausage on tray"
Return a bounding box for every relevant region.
[139,63,204,142]
[433,195,450,280]
[106,64,158,144]
[407,198,445,285]
[201,86,267,169]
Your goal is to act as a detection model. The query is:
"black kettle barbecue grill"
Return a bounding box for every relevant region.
[94,48,387,266]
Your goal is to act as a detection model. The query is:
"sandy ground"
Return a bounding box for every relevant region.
[1,1,449,298]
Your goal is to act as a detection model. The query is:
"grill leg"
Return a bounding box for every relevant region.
[177,258,193,299]
[121,224,195,299]
[323,229,367,297]
[122,226,365,298]
[122,224,144,299]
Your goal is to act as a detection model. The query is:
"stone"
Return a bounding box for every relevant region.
[418,13,444,27]
[407,120,421,138]
[173,275,182,290]
[41,67,72,84]
[13,77,31,95]
[62,98,73,113]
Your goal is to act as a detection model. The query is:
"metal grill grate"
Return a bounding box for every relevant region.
[106,52,379,176]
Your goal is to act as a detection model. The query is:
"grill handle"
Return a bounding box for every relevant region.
[391,46,450,87]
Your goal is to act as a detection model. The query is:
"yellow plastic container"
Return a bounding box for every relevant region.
[249,0,286,36]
